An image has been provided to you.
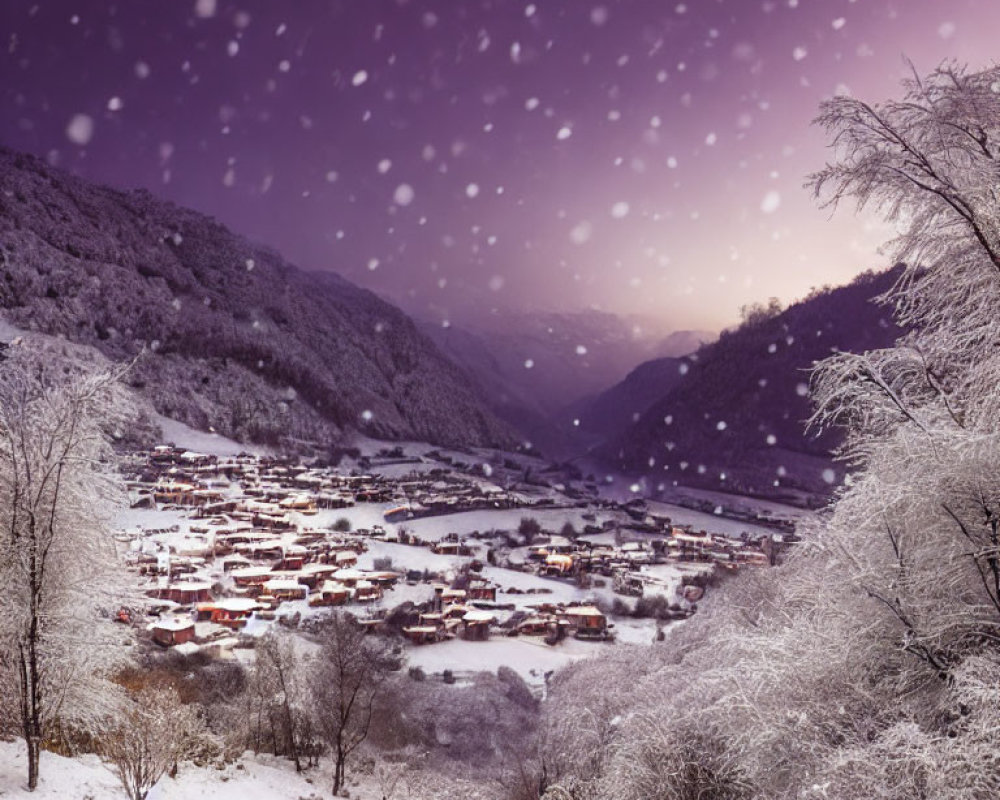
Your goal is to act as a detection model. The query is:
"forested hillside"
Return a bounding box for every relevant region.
[0,147,515,450]
[604,266,904,501]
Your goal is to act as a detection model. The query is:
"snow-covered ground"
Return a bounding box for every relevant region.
[152,414,273,458]
[0,741,330,800]
[0,739,476,800]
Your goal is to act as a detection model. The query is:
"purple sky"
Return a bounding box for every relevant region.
[3,0,999,330]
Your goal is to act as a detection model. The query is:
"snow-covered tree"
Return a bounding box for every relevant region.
[100,686,204,800]
[245,631,317,771]
[810,62,1000,442]
[525,62,1000,800]
[309,612,400,795]
[0,342,131,790]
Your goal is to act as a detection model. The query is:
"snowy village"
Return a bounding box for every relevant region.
[6,1,1000,799]
[121,440,782,674]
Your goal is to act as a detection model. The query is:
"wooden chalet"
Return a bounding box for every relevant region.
[152,616,196,647]
[309,580,350,607]
[148,581,213,605]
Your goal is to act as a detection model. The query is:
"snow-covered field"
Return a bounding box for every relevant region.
[0,739,472,800]
[152,414,274,458]
[0,741,329,800]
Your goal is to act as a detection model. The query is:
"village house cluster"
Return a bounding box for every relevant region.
[117,444,779,659]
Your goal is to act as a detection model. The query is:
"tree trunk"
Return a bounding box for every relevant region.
[333,745,346,795]
[26,736,39,791]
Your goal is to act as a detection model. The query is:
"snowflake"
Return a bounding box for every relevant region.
[65,114,94,145]
[393,184,415,206]
[761,190,781,214]
[611,201,630,219]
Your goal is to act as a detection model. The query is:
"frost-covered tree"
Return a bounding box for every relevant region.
[810,61,1000,438]
[0,342,130,790]
[310,612,400,795]
[523,62,1000,800]
[245,631,317,771]
[100,686,204,800]
[808,61,1000,678]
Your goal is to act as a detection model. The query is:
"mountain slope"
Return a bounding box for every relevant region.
[571,355,686,440]
[603,268,904,502]
[0,147,514,450]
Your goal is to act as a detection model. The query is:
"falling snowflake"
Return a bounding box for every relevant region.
[590,6,609,26]
[569,221,592,244]
[65,114,94,145]
[194,0,217,19]
[465,183,480,198]
[610,201,630,219]
[761,191,781,214]
[393,183,415,206]
[352,70,368,87]
[556,126,572,140]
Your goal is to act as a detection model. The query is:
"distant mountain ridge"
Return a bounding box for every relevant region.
[601,267,905,502]
[421,311,713,456]
[0,147,515,450]
[425,309,712,413]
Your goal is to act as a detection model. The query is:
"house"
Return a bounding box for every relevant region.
[431,540,472,556]
[402,624,445,644]
[148,581,213,605]
[517,615,557,636]
[262,578,308,602]
[467,579,497,602]
[231,566,276,590]
[560,605,611,640]
[297,562,340,589]
[279,494,318,515]
[193,598,260,629]
[309,580,350,607]
[543,553,575,577]
[152,616,196,647]
[440,587,467,605]
[353,579,382,603]
[462,609,495,641]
